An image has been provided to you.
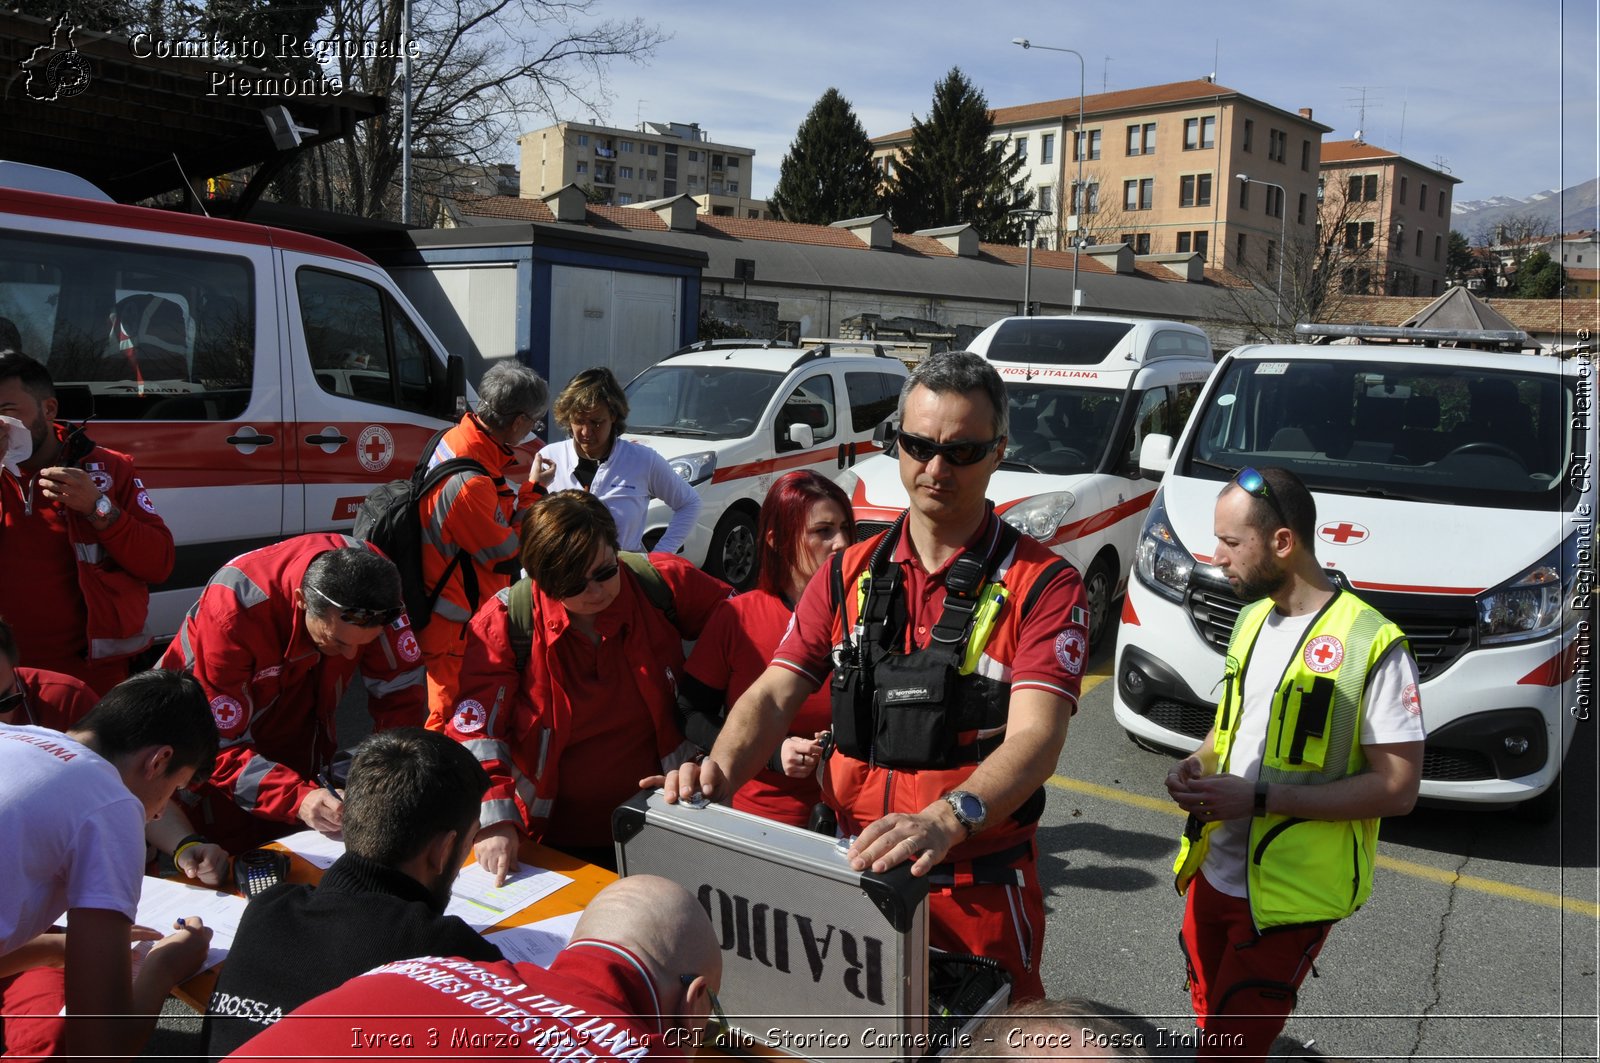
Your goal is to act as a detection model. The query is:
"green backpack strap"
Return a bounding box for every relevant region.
[619,551,681,632]
[507,577,536,672]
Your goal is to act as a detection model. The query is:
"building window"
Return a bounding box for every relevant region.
[1269,186,1284,218]
[1435,234,1442,260]
[1297,192,1308,224]
[1124,178,1153,210]
[688,150,700,162]
[1072,181,1099,213]
[1416,229,1424,256]
[1126,122,1156,156]
[1183,116,1215,150]
[575,161,587,174]
[1038,185,1053,213]
[728,180,739,193]
[1176,231,1209,259]
[619,193,632,204]
[1437,190,1445,217]
[1074,129,1101,160]
[1243,118,1253,152]
[621,142,634,153]
[1268,129,1286,162]
[747,209,759,219]
[726,156,740,169]
[1399,175,1408,202]
[1014,136,1028,161]
[1341,267,1372,292]
[1348,174,1378,202]
[646,169,658,182]
[1238,179,1249,209]
[1345,221,1375,248]
[1121,232,1151,254]
[1267,240,1277,272]
[577,134,589,147]
[1419,181,1427,208]
[1179,173,1212,207]
[1301,140,1310,171]
[620,166,633,179]
[1236,232,1247,265]
[647,144,659,156]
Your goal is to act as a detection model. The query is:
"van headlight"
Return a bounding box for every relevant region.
[669,451,716,486]
[1000,493,1075,542]
[1134,492,1194,603]
[1477,538,1578,645]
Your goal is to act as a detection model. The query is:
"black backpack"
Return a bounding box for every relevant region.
[353,426,490,630]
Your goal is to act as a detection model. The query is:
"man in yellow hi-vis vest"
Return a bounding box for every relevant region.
[1165,467,1424,1062]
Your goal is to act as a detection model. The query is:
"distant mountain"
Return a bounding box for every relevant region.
[1451,177,1599,240]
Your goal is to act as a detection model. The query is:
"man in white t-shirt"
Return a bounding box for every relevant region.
[1165,467,1424,1063]
[0,668,219,1060]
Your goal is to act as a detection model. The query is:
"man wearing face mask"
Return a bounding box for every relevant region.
[0,351,174,695]
[160,538,425,853]
[201,728,501,1060]
[416,361,550,730]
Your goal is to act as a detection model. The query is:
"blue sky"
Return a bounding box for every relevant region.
[557,0,1596,209]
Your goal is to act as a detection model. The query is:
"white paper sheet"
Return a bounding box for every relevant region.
[272,829,347,870]
[443,863,572,930]
[130,877,250,974]
[483,910,583,967]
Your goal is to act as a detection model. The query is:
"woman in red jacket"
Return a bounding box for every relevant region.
[676,471,853,827]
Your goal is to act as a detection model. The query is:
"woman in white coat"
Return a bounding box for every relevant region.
[535,367,702,554]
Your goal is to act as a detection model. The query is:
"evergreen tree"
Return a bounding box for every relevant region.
[1513,250,1565,299]
[886,68,1031,242]
[769,88,881,225]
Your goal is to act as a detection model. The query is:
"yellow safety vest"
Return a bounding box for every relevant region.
[1173,589,1408,930]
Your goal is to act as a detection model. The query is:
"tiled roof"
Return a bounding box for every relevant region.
[1320,140,1461,183]
[1337,294,1598,335]
[872,79,1324,143]
[1567,266,1600,281]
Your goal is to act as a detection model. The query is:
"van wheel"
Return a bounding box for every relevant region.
[1084,558,1115,650]
[707,509,759,591]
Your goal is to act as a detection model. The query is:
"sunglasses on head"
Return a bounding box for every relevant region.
[895,429,1003,467]
[679,973,729,1037]
[314,589,404,628]
[1234,466,1290,528]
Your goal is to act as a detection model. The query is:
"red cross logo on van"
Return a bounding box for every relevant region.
[1318,521,1368,545]
[356,425,395,473]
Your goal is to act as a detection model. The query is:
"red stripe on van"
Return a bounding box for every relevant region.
[1518,639,1582,686]
[0,188,371,264]
[711,441,884,485]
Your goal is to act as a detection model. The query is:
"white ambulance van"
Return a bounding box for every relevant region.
[0,166,476,641]
[622,340,908,589]
[1114,325,1594,815]
[837,315,1217,648]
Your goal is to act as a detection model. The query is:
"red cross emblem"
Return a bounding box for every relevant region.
[452,699,487,734]
[1304,635,1345,673]
[1318,521,1368,545]
[356,425,395,473]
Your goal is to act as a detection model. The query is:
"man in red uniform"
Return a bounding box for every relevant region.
[160,534,425,853]
[0,615,98,730]
[418,360,548,730]
[656,351,1088,1000]
[228,874,724,1062]
[0,351,174,694]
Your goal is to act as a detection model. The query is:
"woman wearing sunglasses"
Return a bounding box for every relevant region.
[675,471,853,827]
[446,491,731,878]
[535,367,703,557]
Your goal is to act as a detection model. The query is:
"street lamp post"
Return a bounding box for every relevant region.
[1009,207,1051,315]
[1012,37,1085,314]
[1237,174,1287,335]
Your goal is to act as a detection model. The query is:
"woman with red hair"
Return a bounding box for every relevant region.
[676,471,852,827]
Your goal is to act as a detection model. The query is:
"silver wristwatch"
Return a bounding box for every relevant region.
[943,790,988,836]
[93,494,113,521]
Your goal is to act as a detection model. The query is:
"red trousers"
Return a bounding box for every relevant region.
[1180,869,1331,1062]
[928,852,1046,1001]
[0,967,66,1060]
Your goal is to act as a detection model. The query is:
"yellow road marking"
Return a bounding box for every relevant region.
[1046,774,1600,919]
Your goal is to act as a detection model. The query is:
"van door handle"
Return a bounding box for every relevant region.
[837,443,846,468]
[304,431,349,445]
[226,430,275,446]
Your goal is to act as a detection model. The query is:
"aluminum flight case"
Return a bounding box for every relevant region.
[615,790,1001,1061]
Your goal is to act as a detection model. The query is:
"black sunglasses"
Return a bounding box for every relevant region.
[559,560,621,598]
[679,973,729,1038]
[314,589,404,628]
[1235,466,1290,529]
[895,429,1004,467]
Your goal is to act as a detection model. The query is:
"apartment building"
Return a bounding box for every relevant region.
[1319,139,1460,297]
[519,119,757,209]
[870,79,1330,272]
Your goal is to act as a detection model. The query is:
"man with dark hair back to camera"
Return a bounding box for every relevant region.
[1166,467,1423,1061]
[160,535,427,853]
[201,727,500,1059]
[0,669,218,1061]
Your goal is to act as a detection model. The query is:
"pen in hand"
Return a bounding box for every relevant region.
[317,771,343,802]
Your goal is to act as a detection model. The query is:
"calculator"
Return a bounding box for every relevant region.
[235,849,289,900]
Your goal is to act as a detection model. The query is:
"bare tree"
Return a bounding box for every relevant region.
[1221,181,1384,342]
[1474,211,1552,293]
[1042,168,1140,251]
[285,0,665,218]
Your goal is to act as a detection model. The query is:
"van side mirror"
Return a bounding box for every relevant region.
[442,354,466,419]
[873,419,897,448]
[786,422,815,451]
[1138,433,1174,480]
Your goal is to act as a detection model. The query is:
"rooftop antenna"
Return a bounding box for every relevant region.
[636,99,647,130]
[1341,85,1385,144]
[1397,96,1407,153]
[1213,39,1219,84]
[1431,154,1452,175]
[1102,55,1112,93]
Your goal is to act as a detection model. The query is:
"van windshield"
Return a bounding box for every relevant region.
[984,318,1136,364]
[1184,356,1575,510]
[1002,383,1124,475]
[625,364,784,439]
